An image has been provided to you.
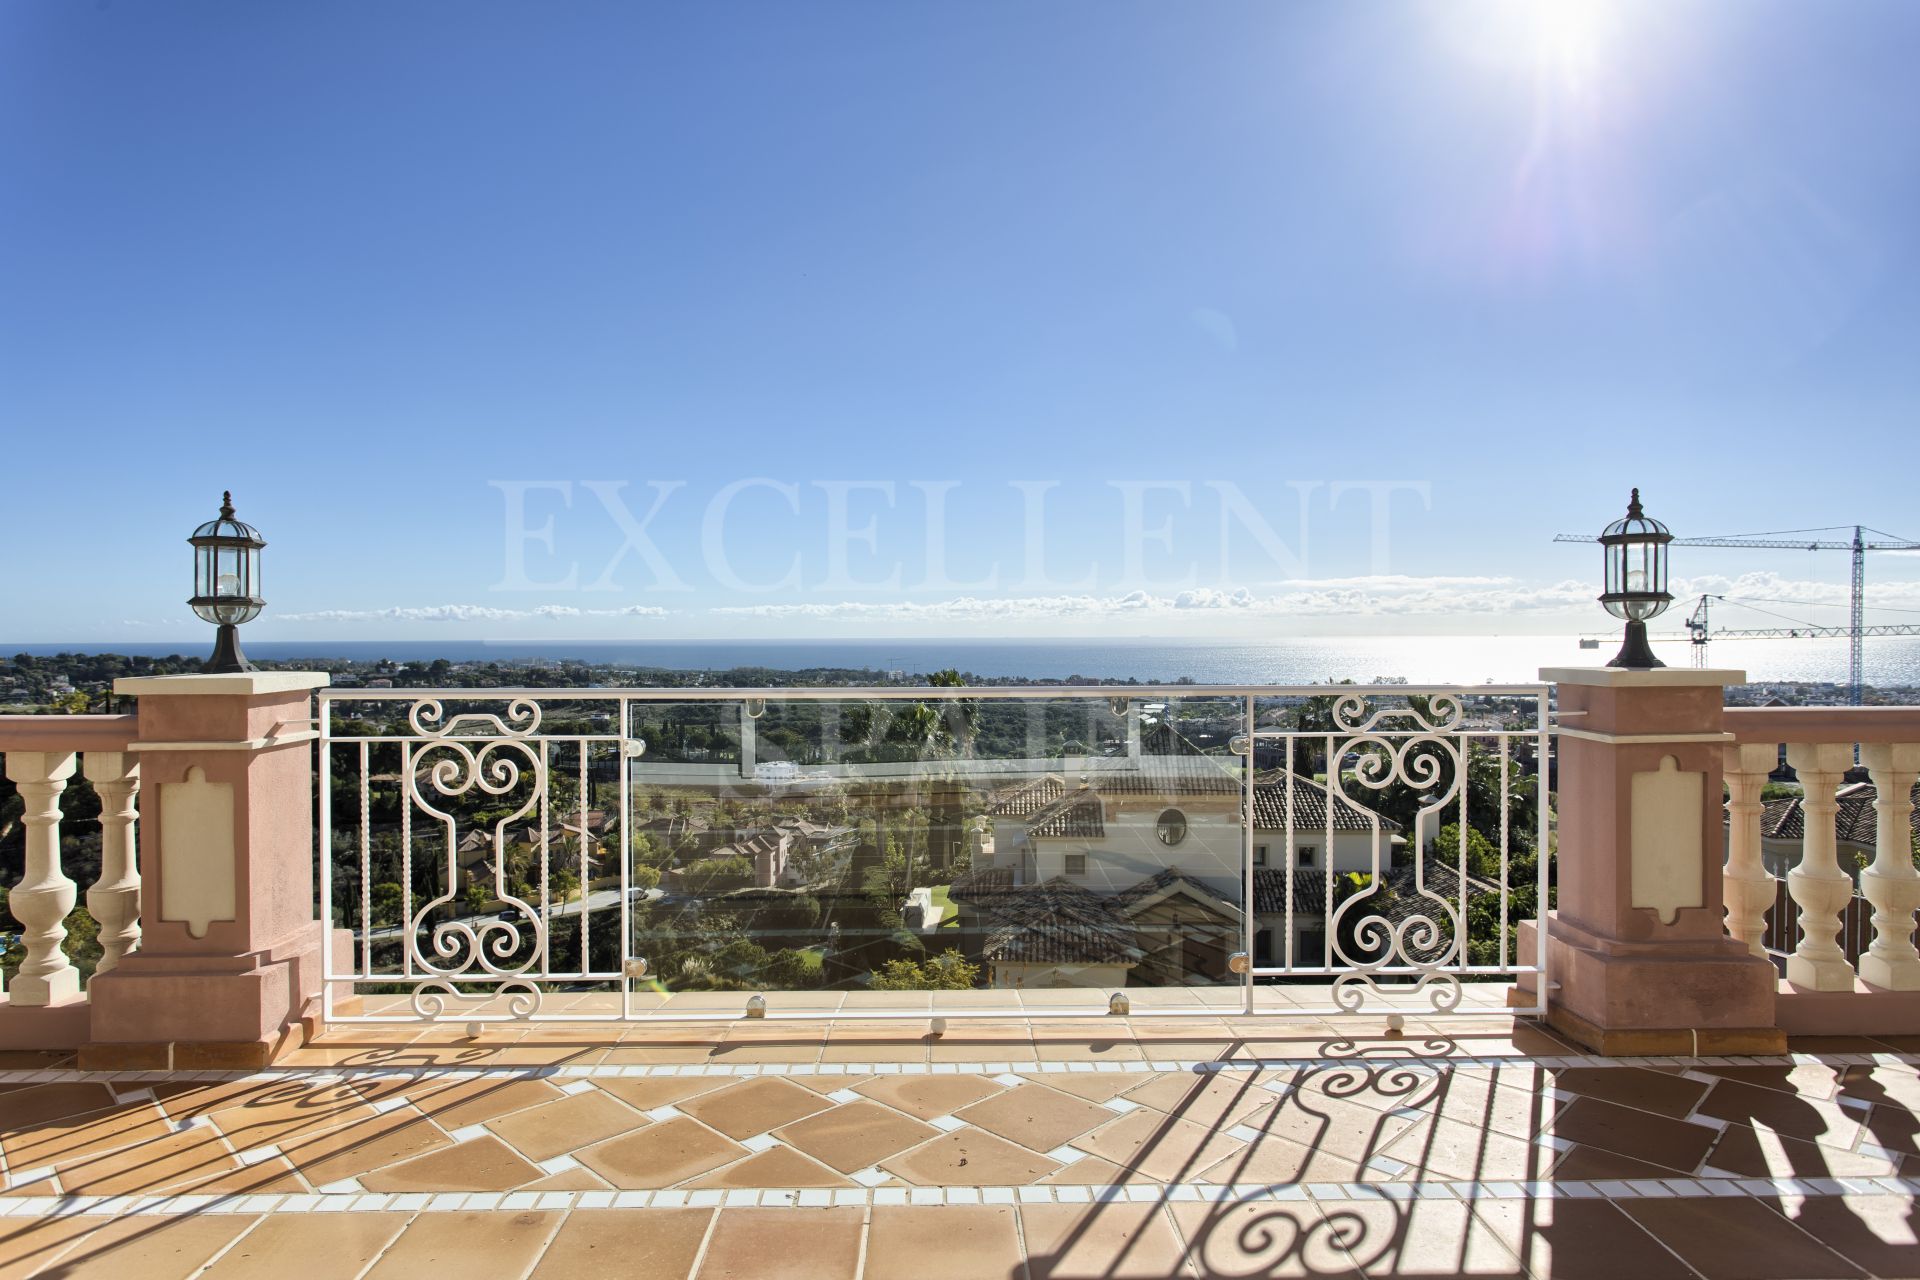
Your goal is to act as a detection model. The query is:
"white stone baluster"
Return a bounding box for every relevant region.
[1723,743,1779,958]
[1784,742,1859,990]
[1858,743,1920,990]
[85,751,141,974]
[3,751,80,1005]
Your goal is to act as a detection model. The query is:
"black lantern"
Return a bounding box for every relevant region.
[1598,487,1672,669]
[188,491,266,673]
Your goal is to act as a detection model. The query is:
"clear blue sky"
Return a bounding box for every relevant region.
[3,0,1917,642]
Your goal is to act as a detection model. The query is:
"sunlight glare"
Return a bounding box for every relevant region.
[1445,0,1619,90]
[1529,0,1613,88]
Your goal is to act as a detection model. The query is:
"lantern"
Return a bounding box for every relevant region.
[1598,488,1672,669]
[188,491,266,673]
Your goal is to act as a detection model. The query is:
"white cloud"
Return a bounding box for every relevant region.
[275,603,672,623]
[706,575,1600,622]
[1667,570,1920,619]
[1172,587,1257,609]
[1275,574,1518,590]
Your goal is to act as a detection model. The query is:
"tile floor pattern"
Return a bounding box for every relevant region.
[0,1019,1917,1277]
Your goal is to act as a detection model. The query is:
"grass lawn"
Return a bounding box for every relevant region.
[928,885,958,927]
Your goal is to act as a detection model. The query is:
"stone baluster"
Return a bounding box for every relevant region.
[3,751,81,1005]
[1723,743,1779,958]
[85,751,142,974]
[1858,744,1920,990]
[1784,742,1858,990]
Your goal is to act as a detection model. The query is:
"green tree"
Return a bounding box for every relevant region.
[1427,822,1502,881]
[871,948,978,991]
[630,831,671,868]
[370,882,404,927]
[709,939,770,985]
[862,822,929,930]
[764,948,813,988]
[682,856,753,896]
[0,899,104,986]
[51,689,92,715]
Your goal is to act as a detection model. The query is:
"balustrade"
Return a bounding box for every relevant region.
[1722,708,1920,1000]
[0,716,141,1010]
[0,684,1914,1049]
[1721,743,1778,958]
[1858,743,1920,990]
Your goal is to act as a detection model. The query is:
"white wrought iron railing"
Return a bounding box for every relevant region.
[316,684,1551,1024]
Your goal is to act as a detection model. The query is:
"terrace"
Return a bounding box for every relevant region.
[0,670,1916,1277]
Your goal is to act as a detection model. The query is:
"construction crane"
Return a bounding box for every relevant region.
[1554,525,1920,704]
[1682,594,1920,669]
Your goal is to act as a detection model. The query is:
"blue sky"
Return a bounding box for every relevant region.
[3,0,1917,643]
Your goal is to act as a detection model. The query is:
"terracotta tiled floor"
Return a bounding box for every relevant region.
[1,1018,1918,1277]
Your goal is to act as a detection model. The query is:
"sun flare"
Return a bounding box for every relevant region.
[1446,0,1619,88]
[1528,0,1613,85]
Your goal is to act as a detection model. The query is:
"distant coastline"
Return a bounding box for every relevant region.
[7,634,1919,691]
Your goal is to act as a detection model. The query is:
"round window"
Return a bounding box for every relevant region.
[1156,807,1188,847]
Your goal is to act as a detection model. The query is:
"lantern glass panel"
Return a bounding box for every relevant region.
[187,494,267,635]
[1598,493,1670,622]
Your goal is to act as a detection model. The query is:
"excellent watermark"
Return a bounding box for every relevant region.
[487,479,1434,596]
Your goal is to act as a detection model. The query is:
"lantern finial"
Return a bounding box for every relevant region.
[220,490,235,519]
[1626,487,1643,518]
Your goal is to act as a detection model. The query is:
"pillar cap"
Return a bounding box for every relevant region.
[1541,666,1746,689]
[114,672,330,697]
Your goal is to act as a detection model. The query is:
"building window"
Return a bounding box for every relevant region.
[1297,845,1318,868]
[1299,923,1327,965]
[1064,852,1087,876]
[1253,844,1268,866]
[1156,807,1188,847]
[1254,929,1273,964]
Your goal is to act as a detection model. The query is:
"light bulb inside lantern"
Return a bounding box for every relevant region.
[217,572,241,597]
[1626,569,1645,593]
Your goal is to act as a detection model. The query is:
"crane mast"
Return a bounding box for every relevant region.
[1852,526,1866,707]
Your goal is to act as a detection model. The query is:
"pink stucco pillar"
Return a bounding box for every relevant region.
[1523,667,1782,1054]
[81,672,331,1069]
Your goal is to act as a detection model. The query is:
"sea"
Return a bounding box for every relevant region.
[12,635,1920,689]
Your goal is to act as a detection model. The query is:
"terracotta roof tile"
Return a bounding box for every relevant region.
[1757,781,1918,847]
[1252,867,1330,915]
[948,864,1018,907]
[1025,790,1106,839]
[1249,772,1400,834]
[980,878,1142,967]
[984,775,1068,817]
[1108,867,1243,917]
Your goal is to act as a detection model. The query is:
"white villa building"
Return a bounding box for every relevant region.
[952,763,1427,989]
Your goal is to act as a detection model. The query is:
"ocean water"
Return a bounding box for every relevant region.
[12,635,1920,688]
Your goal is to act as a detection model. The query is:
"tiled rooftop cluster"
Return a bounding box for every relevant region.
[1761,779,1920,845]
